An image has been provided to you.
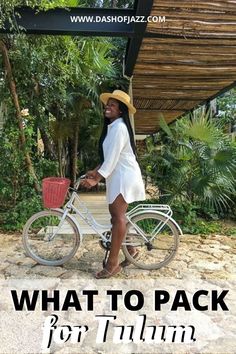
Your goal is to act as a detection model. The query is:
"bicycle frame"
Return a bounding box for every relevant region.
[126,204,176,243]
[63,191,111,241]
[51,176,182,245]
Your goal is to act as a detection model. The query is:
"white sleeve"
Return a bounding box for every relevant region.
[98,124,128,179]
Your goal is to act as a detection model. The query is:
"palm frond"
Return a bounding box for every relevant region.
[159,115,174,139]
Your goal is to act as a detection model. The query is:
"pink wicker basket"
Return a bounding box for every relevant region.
[42,177,71,208]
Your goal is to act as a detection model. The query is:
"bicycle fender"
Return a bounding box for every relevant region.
[51,208,83,240]
[128,210,183,235]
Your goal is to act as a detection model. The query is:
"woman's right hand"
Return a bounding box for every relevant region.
[86,170,97,179]
[80,177,99,189]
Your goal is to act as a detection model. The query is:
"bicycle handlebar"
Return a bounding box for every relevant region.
[73,174,87,190]
[79,174,86,180]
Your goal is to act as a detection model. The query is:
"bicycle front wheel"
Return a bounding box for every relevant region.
[122,212,180,270]
[22,210,80,266]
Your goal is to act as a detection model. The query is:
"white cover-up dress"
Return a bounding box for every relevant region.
[98,118,146,204]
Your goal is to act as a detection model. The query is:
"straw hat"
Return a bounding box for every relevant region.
[100,89,136,114]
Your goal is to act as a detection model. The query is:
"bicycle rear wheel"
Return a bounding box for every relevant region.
[122,212,179,270]
[22,210,80,266]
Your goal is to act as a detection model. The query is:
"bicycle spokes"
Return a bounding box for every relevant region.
[25,211,79,264]
[123,213,179,270]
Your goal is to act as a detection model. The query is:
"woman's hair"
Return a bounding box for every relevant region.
[98,100,136,163]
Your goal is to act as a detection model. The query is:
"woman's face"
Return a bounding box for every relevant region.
[104,98,121,120]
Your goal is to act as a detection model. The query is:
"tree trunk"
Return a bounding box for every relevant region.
[0,39,40,193]
[111,0,117,7]
[39,125,56,159]
[71,123,79,186]
[58,139,64,177]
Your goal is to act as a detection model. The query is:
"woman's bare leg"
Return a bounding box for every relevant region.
[107,194,128,268]
[95,194,127,277]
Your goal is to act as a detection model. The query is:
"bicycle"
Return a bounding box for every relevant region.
[22,175,182,270]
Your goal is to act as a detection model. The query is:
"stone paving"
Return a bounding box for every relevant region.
[0,232,235,280]
[0,232,235,354]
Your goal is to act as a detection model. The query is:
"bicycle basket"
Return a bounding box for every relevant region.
[42,177,71,208]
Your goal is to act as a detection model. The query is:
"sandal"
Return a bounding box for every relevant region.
[95,265,121,279]
[120,250,139,267]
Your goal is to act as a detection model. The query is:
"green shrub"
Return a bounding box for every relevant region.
[140,109,236,218]
[0,194,43,231]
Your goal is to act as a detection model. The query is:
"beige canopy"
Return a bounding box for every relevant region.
[131,0,236,134]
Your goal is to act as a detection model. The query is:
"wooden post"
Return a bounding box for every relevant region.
[128,79,136,142]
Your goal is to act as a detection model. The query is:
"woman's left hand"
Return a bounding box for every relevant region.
[80,177,99,189]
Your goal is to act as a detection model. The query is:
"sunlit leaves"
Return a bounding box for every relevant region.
[184,109,222,146]
[141,108,236,214]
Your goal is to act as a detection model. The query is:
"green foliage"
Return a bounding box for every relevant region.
[35,159,59,179]
[224,227,236,237]
[128,198,225,235]
[0,1,131,231]
[0,121,26,204]
[168,200,221,235]
[141,108,236,218]
[0,118,56,231]
[81,0,134,8]
[186,220,222,235]
[0,194,42,231]
[217,88,236,126]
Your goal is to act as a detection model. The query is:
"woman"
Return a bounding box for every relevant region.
[81,89,145,278]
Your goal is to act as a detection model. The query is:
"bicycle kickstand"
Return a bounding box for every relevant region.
[102,249,109,268]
